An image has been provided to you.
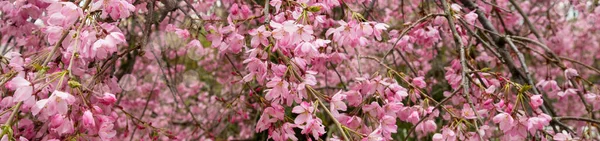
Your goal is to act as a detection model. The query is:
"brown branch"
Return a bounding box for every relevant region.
[556,117,600,125]
[559,56,600,75]
[382,13,445,61]
[459,0,527,81]
[403,86,462,141]
[459,0,578,135]
[441,0,483,140]
[276,50,350,141]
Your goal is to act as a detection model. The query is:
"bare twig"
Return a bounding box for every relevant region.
[1,0,93,139]
[403,86,462,141]
[559,56,600,75]
[441,0,483,140]
[276,50,350,141]
[459,0,576,133]
[395,49,418,76]
[556,117,600,125]
[42,0,93,66]
[151,51,204,130]
[382,13,445,61]
[129,79,158,141]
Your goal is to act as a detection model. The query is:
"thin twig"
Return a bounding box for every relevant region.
[395,48,418,76]
[129,79,158,141]
[42,0,93,66]
[459,0,576,134]
[276,50,350,141]
[559,56,600,75]
[328,62,348,91]
[556,117,600,125]
[381,13,445,61]
[441,0,483,140]
[403,86,462,141]
[1,0,93,139]
[151,51,204,131]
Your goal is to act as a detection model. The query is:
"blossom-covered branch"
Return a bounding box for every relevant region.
[2,0,600,140]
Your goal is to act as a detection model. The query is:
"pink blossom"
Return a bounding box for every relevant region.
[239,5,252,19]
[406,111,420,124]
[5,52,24,71]
[363,127,384,141]
[585,93,599,102]
[461,104,477,119]
[554,130,574,141]
[270,0,282,12]
[256,104,285,132]
[92,32,126,59]
[380,115,397,139]
[433,128,457,141]
[373,23,389,40]
[186,39,207,61]
[492,113,515,132]
[44,26,64,45]
[345,90,363,106]
[411,76,426,88]
[485,85,497,94]
[47,2,82,27]
[300,118,326,140]
[293,24,315,44]
[54,118,74,135]
[330,91,347,114]
[416,120,437,134]
[9,77,33,102]
[82,110,95,128]
[557,88,577,97]
[269,21,287,39]
[526,114,550,133]
[49,114,65,128]
[564,68,579,79]
[92,0,136,19]
[363,102,383,118]
[99,92,117,105]
[229,4,241,18]
[31,91,76,117]
[465,11,478,24]
[314,39,331,48]
[383,102,404,116]
[292,102,314,124]
[451,4,462,12]
[295,42,319,57]
[265,77,290,102]
[270,123,298,141]
[359,22,374,36]
[220,33,245,54]
[4,0,600,140]
[432,133,443,141]
[166,24,191,38]
[530,95,544,109]
[243,58,268,83]
[282,123,298,141]
[412,26,441,47]
[99,122,117,140]
[536,80,560,92]
[387,83,408,102]
[249,25,271,48]
[281,20,299,33]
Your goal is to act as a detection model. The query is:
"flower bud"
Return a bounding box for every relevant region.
[83,110,96,128]
[100,93,117,105]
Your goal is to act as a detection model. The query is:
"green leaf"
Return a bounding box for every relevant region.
[307,6,321,12]
[68,80,81,88]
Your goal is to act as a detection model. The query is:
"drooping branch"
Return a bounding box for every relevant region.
[556,116,600,125]
[440,0,483,140]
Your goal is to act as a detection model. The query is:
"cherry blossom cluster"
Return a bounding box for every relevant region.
[1,0,600,140]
